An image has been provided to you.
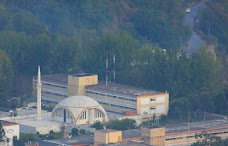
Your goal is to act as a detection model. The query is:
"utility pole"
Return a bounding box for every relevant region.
[106,48,108,86]
[207,20,211,37]
[113,55,116,83]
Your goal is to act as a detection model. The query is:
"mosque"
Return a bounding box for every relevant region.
[0,67,109,135]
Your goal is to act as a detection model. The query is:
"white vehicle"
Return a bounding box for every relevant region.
[186,8,191,13]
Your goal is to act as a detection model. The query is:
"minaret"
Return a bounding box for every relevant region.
[37,66,42,120]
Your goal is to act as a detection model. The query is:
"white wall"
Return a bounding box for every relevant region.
[3,124,19,146]
[141,98,150,105]
[36,125,62,135]
[141,107,150,114]
[156,96,165,103]
[156,105,165,114]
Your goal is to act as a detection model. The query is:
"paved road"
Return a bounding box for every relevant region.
[184,2,206,55]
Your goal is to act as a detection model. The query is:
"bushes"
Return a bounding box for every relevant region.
[91,121,103,130]
[79,129,86,135]
[106,119,136,130]
[71,128,78,136]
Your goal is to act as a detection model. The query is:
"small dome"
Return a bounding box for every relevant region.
[57,95,100,108]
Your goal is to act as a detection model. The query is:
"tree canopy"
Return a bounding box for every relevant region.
[0,49,13,104]
[0,0,226,115]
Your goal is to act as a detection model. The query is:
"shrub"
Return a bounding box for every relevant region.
[79,129,86,135]
[71,128,78,136]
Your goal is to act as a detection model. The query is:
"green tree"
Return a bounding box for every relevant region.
[79,129,86,135]
[0,122,5,142]
[31,33,52,73]
[50,35,80,74]
[84,31,138,83]
[189,46,224,113]
[12,12,48,35]
[0,31,33,75]
[106,119,136,130]
[191,132,228,146]
[71,128,78,136]
[0,5,9,31]
[91,121,103,130]
[0,49,14,104]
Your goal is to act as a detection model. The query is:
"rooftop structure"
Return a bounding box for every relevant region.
[33,74,68,86]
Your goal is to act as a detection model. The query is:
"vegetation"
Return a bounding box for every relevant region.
[0,49,13,106]
[19,133,39,143]
[91,121,103,130]
[191,132,228,146]
[71,128,78,136]
[13,136,23,146]
[106,119,137,130]
[91,119,136,131]
[0,122,5,141]
[197,0,228,53]
[0,0,226,117]
[79,129,86,135]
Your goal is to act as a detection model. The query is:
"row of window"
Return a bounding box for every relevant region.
[41,81,67,89]
[54,108,73,119]
[79,111,87,120]
[95,110,104,118]
[86,90,137,102]
[34,80,67,89]
[100,101,136,110]
[43,90,67,98]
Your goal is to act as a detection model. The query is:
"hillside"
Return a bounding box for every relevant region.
[0,0,227,116]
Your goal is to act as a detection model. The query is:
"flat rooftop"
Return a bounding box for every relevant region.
[71,73,96,77]
[86,82,163,99]
[165,119,228,135]
[33,74,68,86]
[116,119,228,138]
[96,129,120,133]
[0,120,19,126]
[33,74,165,99]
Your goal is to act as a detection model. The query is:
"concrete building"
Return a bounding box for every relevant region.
[33,73,169,116]
[0,121,19,146]
[51,95,109,125]
[94,129,122,145]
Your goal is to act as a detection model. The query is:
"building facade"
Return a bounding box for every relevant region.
[33,73,169,116]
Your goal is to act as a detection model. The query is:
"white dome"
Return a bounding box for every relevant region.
[57,95,100,108]
[51,95,108,125]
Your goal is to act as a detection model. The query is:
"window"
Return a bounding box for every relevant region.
[150,98,155,102]
[150,107,155,110]
[79,111,87,120]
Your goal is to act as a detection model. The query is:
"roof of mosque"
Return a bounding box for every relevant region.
[56,96,101,108]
